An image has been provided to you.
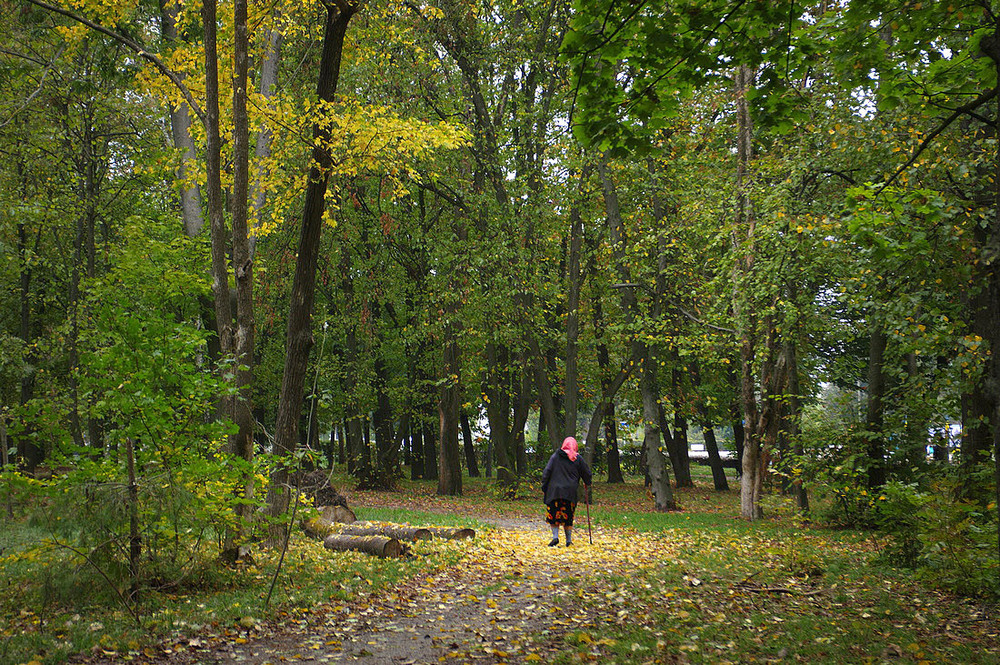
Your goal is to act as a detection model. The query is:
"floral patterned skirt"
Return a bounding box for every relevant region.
[545,499,576,527]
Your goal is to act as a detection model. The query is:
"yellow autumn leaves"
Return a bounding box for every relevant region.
[310,98,469,191]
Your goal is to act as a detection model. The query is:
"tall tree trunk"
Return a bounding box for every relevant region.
[961,228,998,472]
[16,221,42,471]
[230,0,257,525]
[563,162,592,439]
[702,424,730,491]
[483,343,514,472]
[410,421,424,480]
[67,131,86,451]
[160,0,204,238]
[374,354,397,485]
[202,0,236,437]
[598,157,652,489]
[423,421,438,480]
[323,420,337,469]
[589,295,626,482]
[604,403,624,483]
[991,101,1000,570]
[732,398,746,474]
[337,420,346,466]
[514,357,532,475]
[530,337,561,451]
[657,404,681,485]
[732,63,764,520]
[248,14,282,258]
[268,1,357,529]
[785,335,808,512]
[672,408,693,488]
[865,328,888,490]
[669,367,693,487]
[758,322,785,492]
[438,315,463,495]
[690,361,728,491]
[461,411,479,477]
[642,349,675,511]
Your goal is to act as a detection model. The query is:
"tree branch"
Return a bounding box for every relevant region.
[23,0,206,124]
[665,297,737,334]
[877,87,999,195]
[0,45,65,131]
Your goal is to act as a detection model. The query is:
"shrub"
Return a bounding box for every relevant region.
[876,469,999,599]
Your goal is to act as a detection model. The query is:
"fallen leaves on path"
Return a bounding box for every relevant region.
[79,523,682,664]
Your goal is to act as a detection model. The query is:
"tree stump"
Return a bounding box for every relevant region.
[320,504,357,524]
[294,470,351,509]
[301,507,356,539]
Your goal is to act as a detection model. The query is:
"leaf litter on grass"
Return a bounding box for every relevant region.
[64,478,999,665]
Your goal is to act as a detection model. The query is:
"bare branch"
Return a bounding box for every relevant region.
[665,297,737,335]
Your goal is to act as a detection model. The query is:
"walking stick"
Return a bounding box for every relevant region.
[585,485,593,544]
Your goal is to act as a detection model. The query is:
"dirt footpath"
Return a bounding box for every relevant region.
[189,521,630,664]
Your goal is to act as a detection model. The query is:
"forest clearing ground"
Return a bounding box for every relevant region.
[183,521,681,664]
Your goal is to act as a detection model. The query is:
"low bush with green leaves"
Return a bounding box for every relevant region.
[876,468,999,599]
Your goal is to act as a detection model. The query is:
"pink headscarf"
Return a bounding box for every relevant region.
[561,436,579,461]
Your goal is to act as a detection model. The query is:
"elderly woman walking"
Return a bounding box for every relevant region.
[541,436,592,547]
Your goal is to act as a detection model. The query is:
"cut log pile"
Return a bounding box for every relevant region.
[337,523,432,542]
[301,504,475,557]
[292,477,475,557]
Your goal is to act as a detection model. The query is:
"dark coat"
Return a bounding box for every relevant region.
[541,449,592,505]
